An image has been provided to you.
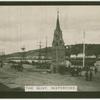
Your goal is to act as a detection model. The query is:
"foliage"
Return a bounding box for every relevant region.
[33,62,51,69]
[70,58,96,66]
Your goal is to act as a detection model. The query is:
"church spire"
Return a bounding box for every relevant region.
[56,9,61,31]
[51,9,65,73]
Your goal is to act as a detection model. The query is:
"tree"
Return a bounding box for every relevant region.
[65,45,71,57]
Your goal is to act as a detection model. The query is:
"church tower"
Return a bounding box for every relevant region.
[51,10,66,73]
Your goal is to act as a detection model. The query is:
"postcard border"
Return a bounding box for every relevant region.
[0,1,100,98]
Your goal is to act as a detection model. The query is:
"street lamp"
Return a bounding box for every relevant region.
[21,46,26,64]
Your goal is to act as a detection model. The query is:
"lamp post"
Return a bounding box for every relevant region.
[21,47,26,64]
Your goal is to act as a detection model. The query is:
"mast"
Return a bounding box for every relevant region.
[45,36,48,61]
[38,41,42,64]
[83,31,85,68]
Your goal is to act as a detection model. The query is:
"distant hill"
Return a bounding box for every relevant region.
[66,44,100,58]
[5,47,52,59]
[5,44,100,59]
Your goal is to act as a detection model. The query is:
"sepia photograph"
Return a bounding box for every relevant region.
[0,4,100,94]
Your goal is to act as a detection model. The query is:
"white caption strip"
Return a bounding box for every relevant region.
[25,86,77,92]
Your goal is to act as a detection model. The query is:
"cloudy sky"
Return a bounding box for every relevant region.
[0,6,100,54]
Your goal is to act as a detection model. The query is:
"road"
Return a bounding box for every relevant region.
[0,63,100,91]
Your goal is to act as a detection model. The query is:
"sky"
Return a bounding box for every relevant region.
[0,6,100,54]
